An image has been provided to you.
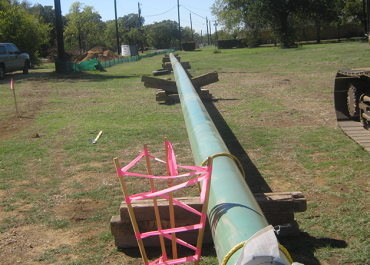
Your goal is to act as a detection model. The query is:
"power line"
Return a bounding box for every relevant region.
[180,5,206,20]
[181,4,210,13]
[143,5,177,18]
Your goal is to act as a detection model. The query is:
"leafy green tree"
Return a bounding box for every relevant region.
[144,20,179,49]
[305,0,339,43]
[329,0,347,41]
[211,0,244,33]
[64,2,106,52]
[0,0,50,64]
[344,0,368,33]
[181,26,194,42]
[214,0,309,48]
[104,13,145,52]
[26,4,58,56]
[214,29,235,40]
[119,13,144,30]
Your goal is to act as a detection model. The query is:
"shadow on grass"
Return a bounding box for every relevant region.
[203,100,272,193]
[0,69,139,85]
[279,232,348,264]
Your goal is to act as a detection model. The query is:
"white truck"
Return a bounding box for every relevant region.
[0,43,30,79]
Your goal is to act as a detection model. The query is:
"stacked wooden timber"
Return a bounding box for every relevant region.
[162,61,191,70]
[162,57,180,63]
[142,71,219,104]
[110,192,307,248]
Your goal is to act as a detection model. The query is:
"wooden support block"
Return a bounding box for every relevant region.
[254,192,307,213]
[161,62,191,70]
[110,193,306,248]
[164,53,179,58]
[110,215,213,249]
[111,197,212,248]
[181,62,191,69]
[162,57,180,63]
[142,75,177,94]
[156,93,179,102]
[141,72,218,98]
[192,72,219,88]
[162,62,172,69]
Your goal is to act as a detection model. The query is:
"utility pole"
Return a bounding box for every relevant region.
[177,0,182,50]
[114,0,120,54]
[209,20,212,45]
[367,0,370,37]
[54,0,65,60]
[214,21,218,41]
[201,30,203,46]
[138,2,143,53]
[363,0,367,34]
[190,13,193,41]
[206,17,209,45]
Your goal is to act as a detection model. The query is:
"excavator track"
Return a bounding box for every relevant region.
[334,69,370,152]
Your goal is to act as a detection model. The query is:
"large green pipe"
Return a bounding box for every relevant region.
[170,53,290,264]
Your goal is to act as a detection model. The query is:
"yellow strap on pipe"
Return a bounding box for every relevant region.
[221,242,294,265]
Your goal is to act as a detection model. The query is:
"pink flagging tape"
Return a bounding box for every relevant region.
[135,231,141,241]
[200,171,211,202]
[165,141,178,176]
[118,169,206,179]
[140,223,204,239]
[159,193,203,217]
[116,152,145,177]
[128,173,209,202]
[162,233,198,251]
[149,255,198,265]
[115,141,213,265]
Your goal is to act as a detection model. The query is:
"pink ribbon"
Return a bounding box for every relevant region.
[115,141,213,265]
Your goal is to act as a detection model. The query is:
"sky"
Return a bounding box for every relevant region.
[28,0,218,34]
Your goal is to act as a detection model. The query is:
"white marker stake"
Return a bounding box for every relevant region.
[11,79,19,118]
[92,131,103,144]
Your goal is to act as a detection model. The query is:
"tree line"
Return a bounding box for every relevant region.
[211,0,369,48]
[0,0,204,65]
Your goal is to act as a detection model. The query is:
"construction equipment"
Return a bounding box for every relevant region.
[334,69,370,151]
[334,1,370,150]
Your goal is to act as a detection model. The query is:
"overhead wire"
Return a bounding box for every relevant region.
[180,5,206,20]
[181,4,211,13]
[143,5,178,18]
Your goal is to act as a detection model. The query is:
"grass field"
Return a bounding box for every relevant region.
[0,41,369,264]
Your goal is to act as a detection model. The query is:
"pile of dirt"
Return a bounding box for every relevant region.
[74,46,120,63]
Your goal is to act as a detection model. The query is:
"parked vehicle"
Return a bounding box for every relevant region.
[0,43,30,79]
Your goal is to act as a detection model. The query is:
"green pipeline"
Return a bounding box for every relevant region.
[170,53,290,265]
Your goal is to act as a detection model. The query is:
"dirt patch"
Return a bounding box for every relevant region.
[0,78,50,142]
[0,225,88,264]
[55,198,107,221]
[74,46,121,63]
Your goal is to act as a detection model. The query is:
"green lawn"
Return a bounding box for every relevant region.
[0,41,369,264]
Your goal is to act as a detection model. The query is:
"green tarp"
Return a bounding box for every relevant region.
[55,49,175,73]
